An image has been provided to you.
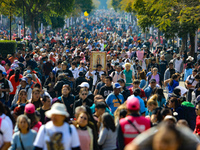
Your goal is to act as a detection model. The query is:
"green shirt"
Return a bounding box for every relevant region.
[123,69,133,86]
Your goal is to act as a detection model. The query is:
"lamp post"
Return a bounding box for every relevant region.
[18,21,21,39]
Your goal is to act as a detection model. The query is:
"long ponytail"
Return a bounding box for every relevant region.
[15,69,20,82]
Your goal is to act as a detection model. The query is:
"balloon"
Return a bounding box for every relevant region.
[84,11,89,17]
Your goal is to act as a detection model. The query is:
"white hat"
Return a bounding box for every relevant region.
[164,115,177,123]
[50,52,54,55]
[143,45,146,48]
[36,46,40,49]
[79,82,89,88]
[186,56,194,61]
[40,48,44,52]
[45,103,69,118]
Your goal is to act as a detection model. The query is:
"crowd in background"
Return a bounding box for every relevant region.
[0,9,200,150]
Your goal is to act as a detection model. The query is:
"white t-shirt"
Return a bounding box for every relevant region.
[1,114,13,131]
[0,65,6,73]
[69,67,79,79]
[186,75,198,90]
[86,71,104,86]
[0,118,12,147]
[33,121,80,150]
[175,59,183,72]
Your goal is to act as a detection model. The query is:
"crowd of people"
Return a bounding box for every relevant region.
[1,9,200,150]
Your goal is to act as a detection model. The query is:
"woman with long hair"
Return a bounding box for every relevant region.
[164,74,180,93]
[30,88,43,109]
[139,70,147,89]
[11,89,28,110]
[76,111,94,150]
[151,88,166,107]
[98,113,117,150]
[24,103,42,132]
[44,72,56,98]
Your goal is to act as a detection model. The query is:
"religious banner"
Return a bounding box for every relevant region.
[90,51,106,71]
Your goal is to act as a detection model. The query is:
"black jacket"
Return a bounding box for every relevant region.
[53,79,70,97]
[59,95,75,118]
[73,98,93,114]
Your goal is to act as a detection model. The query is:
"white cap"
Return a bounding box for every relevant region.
[40,48,44,52]
[79,82,89,88]
[143,45,146,48]
[36,46,40,49]
[50,52,54,55]
[45,103,69,118]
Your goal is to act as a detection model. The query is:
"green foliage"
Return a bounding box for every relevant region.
[51,17,65,29]
[112,0,122,11]
[0,40,16,57]
[75,0,94,13]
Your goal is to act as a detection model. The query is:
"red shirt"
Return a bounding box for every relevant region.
[9,74,23,95]
[129,87,146,99]
[194,116,200,135]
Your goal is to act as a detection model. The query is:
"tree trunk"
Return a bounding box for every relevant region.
[180,35,186,52]
[158,30,161,44]
[31,16,35,40]
[189,31,195,57]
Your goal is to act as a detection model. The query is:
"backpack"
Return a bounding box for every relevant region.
[181,102,196,130]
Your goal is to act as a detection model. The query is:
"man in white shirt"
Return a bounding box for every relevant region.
[110,65,125,83]
[0,64,6,73]
[173,54,183,73]
[185,69,198,102]
[86,64,104,92]
[69,62,79,79]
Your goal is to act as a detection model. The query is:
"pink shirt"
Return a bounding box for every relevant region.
[77,129,91,150]
[136,51,144,60]
[32,121,42,132]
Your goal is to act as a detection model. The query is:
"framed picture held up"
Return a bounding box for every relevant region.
[90,51,107,71]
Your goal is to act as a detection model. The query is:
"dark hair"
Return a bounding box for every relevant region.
[133,88,141,96]
[95,102,107,109]
[33,83,41,89]
[119,109,127,118]
[161,108,172,118]
[173,88,181,97]
[105,76,112,82]
[156,88,165,102]
[139,70,146,80]
[25,113,38,129]
[8,69,15,80]
[42,96,50,102]
[4,105,15,126]
[57,60,63,65]
[46,72,55,82]
[0,101,5,115]
[14,68,20,82]
[102,113,116,132]
[169,74,178,86]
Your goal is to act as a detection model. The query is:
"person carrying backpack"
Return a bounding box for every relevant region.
[33,103,81,150]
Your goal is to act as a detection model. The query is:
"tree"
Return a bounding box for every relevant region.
[120,0,200,56]
[2,0,74,39]
[75,0,94,13]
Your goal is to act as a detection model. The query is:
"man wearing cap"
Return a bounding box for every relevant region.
[12,77,32,105]
[144,79,157,100]
[34,103,81,150]
[117,96,151,149]
[106,82,124,114]
[147,58,160,72]
[173,54,183,73]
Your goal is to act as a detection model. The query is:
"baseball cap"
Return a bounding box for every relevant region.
[113,83,122,89]
[117,78,125,83]
[79,82,89,88]
[150,79,156,83]
[20,77,28,83]
[66,49,70,53]
[126,95,140,111]
[24,103,35,114]
[26,74,32,78]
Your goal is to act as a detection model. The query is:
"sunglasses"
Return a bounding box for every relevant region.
[80,116,87,120]
[196,108,199,111]
[81,93,87,96]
